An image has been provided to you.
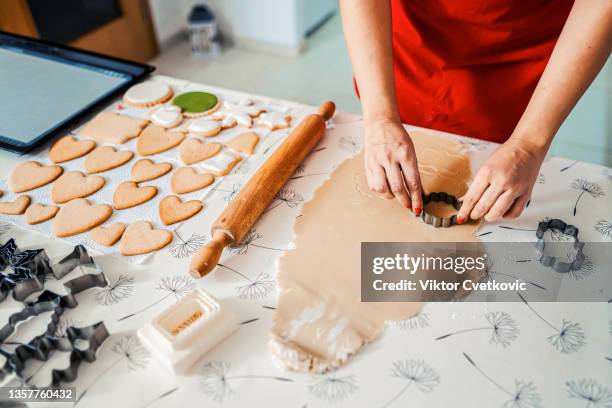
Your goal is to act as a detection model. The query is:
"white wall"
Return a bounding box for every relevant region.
[148,0,337,54]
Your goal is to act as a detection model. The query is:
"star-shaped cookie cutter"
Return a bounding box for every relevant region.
[420,192,462,228]
[535,218,585,273]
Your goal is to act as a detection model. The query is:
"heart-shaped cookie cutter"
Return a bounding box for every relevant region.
[535,218,585,273]
[420,192,462,228]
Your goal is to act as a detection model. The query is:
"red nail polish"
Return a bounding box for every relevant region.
[457,217,465,224]
[414,207,422,216]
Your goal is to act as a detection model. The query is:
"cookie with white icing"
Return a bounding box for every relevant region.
[187,118,221,137]
[212,98,265,128]
[256,112,292,130]
[124,81,173,107]
[150,105,183,128]
[200,152,242,176]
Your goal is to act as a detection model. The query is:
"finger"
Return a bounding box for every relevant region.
[457,172,489,223]
[504,193,531,219]
[400,159,423,215]
[470,185,504,220]
[367,165,393,199]
[385,164,411,209]
[484,190,520,221]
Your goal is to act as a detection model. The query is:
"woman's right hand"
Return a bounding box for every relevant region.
[364,118,423,214]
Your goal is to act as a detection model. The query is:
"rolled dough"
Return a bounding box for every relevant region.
[270,131,480,373]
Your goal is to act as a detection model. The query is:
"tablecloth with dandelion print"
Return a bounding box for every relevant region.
[0,81,610,408]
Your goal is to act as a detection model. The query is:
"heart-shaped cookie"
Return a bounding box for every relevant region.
[49,135,96,163]
[8,161,63,193]
[51,171,105,204]
[0,195,31,215]
[25,203,59,225]
[179,139,222,165]
[170,167,215,194]
[225,131,259,154]
[159,195,203,225]
[136,124,185,156]
[113,181,158,210]
[120,221,173,256]
[53,198,112,237]
[84,146,134,174]
[131,159,172,183]
[90,222,126,246]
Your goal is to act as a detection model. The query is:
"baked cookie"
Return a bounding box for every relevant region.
[159,195,203,225]
[80,112,149,144]
[53,198,112,237]
[200,152,242,176]
[90,222,126,246]
[225,131,259,154]
[49,136,96,163]
[113,181,157,210]
[25,203,59,225]
[136,125,185,156]
[150,105,183,128]
[84,146,134,174]
[172,91,220,118]
[131,159,172,182]
[256,112,292,130]
[212,98,264,128]
[52,171,105,204]
[170,167,215,194]
[0,195,31,215]
[187,118,221,138]
[178,138,222,165]
[124,81,173,107]
[120,221,173,256]
[8,161,63,193]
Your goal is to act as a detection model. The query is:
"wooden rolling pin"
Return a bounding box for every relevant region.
[189,101,336,278]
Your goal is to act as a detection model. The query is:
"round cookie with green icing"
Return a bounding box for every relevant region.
[172,92,220,118]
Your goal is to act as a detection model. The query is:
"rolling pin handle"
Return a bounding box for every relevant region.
[189,230,233,279]
[318,101,336,122]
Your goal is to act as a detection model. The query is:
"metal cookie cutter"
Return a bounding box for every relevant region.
[420,192,462,228]
[535,218,585,273]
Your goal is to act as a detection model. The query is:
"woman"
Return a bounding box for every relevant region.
[340,0,611,222]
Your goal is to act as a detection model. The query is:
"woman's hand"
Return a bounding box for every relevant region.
[364,118,423,214]
[457,138,546,223]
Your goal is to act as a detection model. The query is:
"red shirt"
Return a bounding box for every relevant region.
[385,0,573,142]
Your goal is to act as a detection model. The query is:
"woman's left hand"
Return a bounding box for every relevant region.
[456,138,547,223]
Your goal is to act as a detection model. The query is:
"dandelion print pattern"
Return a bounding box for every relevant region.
[265,188,304,212]
[394,312,430,330]
[571,179,605,216]
[382,359,440,407]
[436,311,519,347]
[519,293,586,353]
[228,228,285,255]
[217,264,277,300]
[200,361,293,403]
[118,275,194,321]
[95,274,134,305]
[566,378,612,408]
[595,219,612,238]
[169,232,207,259]
[309,372,358,403]
[463,353,542,408]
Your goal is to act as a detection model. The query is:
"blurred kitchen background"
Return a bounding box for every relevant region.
[0,0,609,165]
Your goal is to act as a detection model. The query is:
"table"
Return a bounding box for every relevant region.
[0,76,610,408]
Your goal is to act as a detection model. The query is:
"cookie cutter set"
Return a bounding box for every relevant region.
[0,239,110,387]
[138,288,237,375]
[420,192,462,228]
[535,218,585,273]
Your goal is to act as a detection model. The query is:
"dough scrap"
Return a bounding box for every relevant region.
[271,131,480,373]
[80,112,149,144]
